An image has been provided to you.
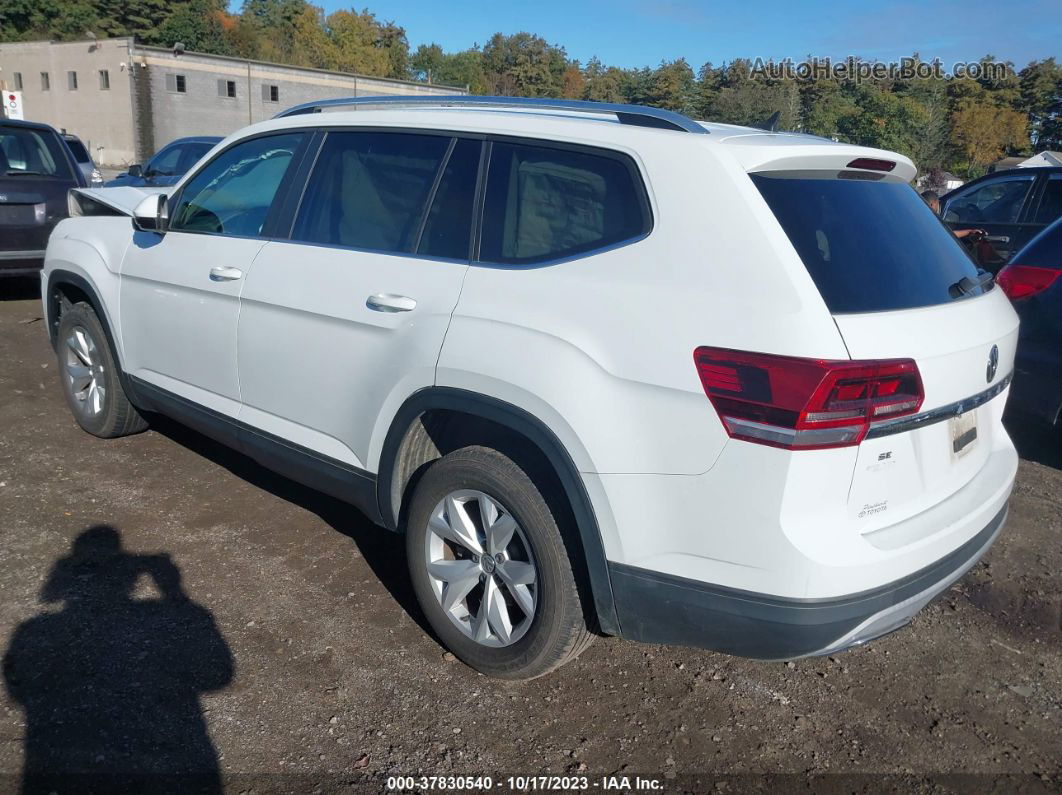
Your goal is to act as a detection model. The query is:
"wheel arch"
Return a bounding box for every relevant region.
[377,387,619,635]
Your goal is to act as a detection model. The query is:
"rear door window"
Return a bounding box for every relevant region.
[752,171,985,313]
[417,137,481,260]
[1033,175,1062,224]
[292,131,452,254]
[943,174,1035,225]
[479,141,650,265]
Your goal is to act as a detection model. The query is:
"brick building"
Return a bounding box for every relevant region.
[0,38,466,167]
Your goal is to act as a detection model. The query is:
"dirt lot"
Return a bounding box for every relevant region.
[0,282,1059,793]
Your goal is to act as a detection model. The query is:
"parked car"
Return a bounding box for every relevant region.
[106,135,221,187]
[62,133,104,186]
[941,166,1062,271]
[44,96,1019,679]
[1,118,86,276]
[997,217,1062,427]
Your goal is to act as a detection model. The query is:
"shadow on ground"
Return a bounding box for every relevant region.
[3,526,232,792]
[148,416,432,639]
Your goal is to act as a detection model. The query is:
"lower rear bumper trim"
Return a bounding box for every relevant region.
[609,504,1007,659]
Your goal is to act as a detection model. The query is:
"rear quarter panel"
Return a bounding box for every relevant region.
[436,137,849,476]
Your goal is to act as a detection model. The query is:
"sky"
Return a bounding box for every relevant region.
[309,0,1060,70]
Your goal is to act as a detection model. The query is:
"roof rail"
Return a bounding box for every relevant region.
[273,95,709,134]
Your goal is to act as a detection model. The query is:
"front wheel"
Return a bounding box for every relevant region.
[56,301,148,439]
[405,446,593,679]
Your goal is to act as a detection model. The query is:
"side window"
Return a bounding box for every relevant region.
[169,133,303,238]
[147,145,183,177]
[418,138,481,259]
[943,175,1035,225]
[1033,175,1062,224]
[479,141,650,265]
[292,131,451,253]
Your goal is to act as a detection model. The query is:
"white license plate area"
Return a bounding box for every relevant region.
[949,411,978,460]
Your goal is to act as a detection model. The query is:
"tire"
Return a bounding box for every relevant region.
[56,301,148,439]
[406,446,593,679]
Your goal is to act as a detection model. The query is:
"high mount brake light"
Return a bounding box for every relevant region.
[997,264,1062,300]
[693,347,924,450]
[846,157,896,172]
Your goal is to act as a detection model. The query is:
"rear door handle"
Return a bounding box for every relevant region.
[366,293,417,313]
[209,266,244,282]
[984,235,1010,243]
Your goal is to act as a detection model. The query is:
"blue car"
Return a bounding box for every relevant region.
[107,136,221,188]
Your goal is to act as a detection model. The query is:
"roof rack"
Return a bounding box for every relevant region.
[273,95,709,134]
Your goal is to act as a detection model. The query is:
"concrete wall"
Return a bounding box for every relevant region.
[0,38,138,165]
[138,48,466,151]
[1,39,467,168]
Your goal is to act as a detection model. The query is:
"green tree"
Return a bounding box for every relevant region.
[481,32,568,97]
[1020,58,1062,150]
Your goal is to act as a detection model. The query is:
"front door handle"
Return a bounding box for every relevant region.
[984,235,1010,243]
[209,266,244,282]
[366,293,417,313]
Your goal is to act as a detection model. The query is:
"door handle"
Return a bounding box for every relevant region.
[984,235,1010,243]
[209,266,244,282]
[366,293,417,313]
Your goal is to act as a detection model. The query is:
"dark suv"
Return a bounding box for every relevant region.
[941,166,1062,271]
[0,118,86,276]
[106,136,220,188]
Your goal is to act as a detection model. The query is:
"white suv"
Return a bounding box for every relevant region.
[42,97,1019,679]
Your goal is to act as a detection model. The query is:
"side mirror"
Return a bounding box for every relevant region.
[127,163,143,178]
[132,193,168,233]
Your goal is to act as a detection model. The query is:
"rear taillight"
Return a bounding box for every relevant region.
[997,264,1062,300]
[694,347,924,450]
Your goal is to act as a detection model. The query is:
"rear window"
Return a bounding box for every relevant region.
[64,137,90,163]
[752,171,984,313]
[0,125,73,179]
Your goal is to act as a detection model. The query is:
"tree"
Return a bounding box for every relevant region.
[950,102,1029,176]
[481,32,568,97]
[1020,58,1062,150]
[410,42,444,83]
[148,0,231,53]
[647,59,696,113]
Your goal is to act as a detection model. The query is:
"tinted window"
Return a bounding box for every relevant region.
[418,138,481,259]
[64,137,90,164]
[943,175,1034,224]
[148,145,184,177]
[752,172,984,313]
[480,142,649,264]
[0,126,73,178]
[1014,219,1062,268]
[1034,175,1062,224]
[170,133,302,237]
[293,131,451,253]
[177,142,213,174]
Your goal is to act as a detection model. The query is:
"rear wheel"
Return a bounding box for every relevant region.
[56,301,147,439]
[405,446,593,679]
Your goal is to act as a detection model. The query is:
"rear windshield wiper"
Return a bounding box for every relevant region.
[949,269,994,299]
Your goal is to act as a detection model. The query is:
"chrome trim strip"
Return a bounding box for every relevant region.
[274,95,709,134]
[865,372,1012,439]
[0,249,46,260]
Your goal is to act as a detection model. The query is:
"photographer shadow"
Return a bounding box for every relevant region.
[3,526,233,793]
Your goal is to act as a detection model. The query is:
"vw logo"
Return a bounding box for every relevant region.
[986,344,999,383]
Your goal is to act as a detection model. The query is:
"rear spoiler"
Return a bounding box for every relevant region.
[68,186,169,217]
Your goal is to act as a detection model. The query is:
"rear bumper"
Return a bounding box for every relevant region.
[0,249,45,276]
[609,504,1006,660]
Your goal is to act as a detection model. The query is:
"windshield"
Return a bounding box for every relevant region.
[752,171,985,313]
[0,126,74,178]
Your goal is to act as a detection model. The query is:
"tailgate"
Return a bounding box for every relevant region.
[835,290,1018,538]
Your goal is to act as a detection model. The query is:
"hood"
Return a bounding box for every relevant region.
[71,185,170,216]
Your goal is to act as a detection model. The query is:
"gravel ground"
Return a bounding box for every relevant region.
[0,281,1059,793]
